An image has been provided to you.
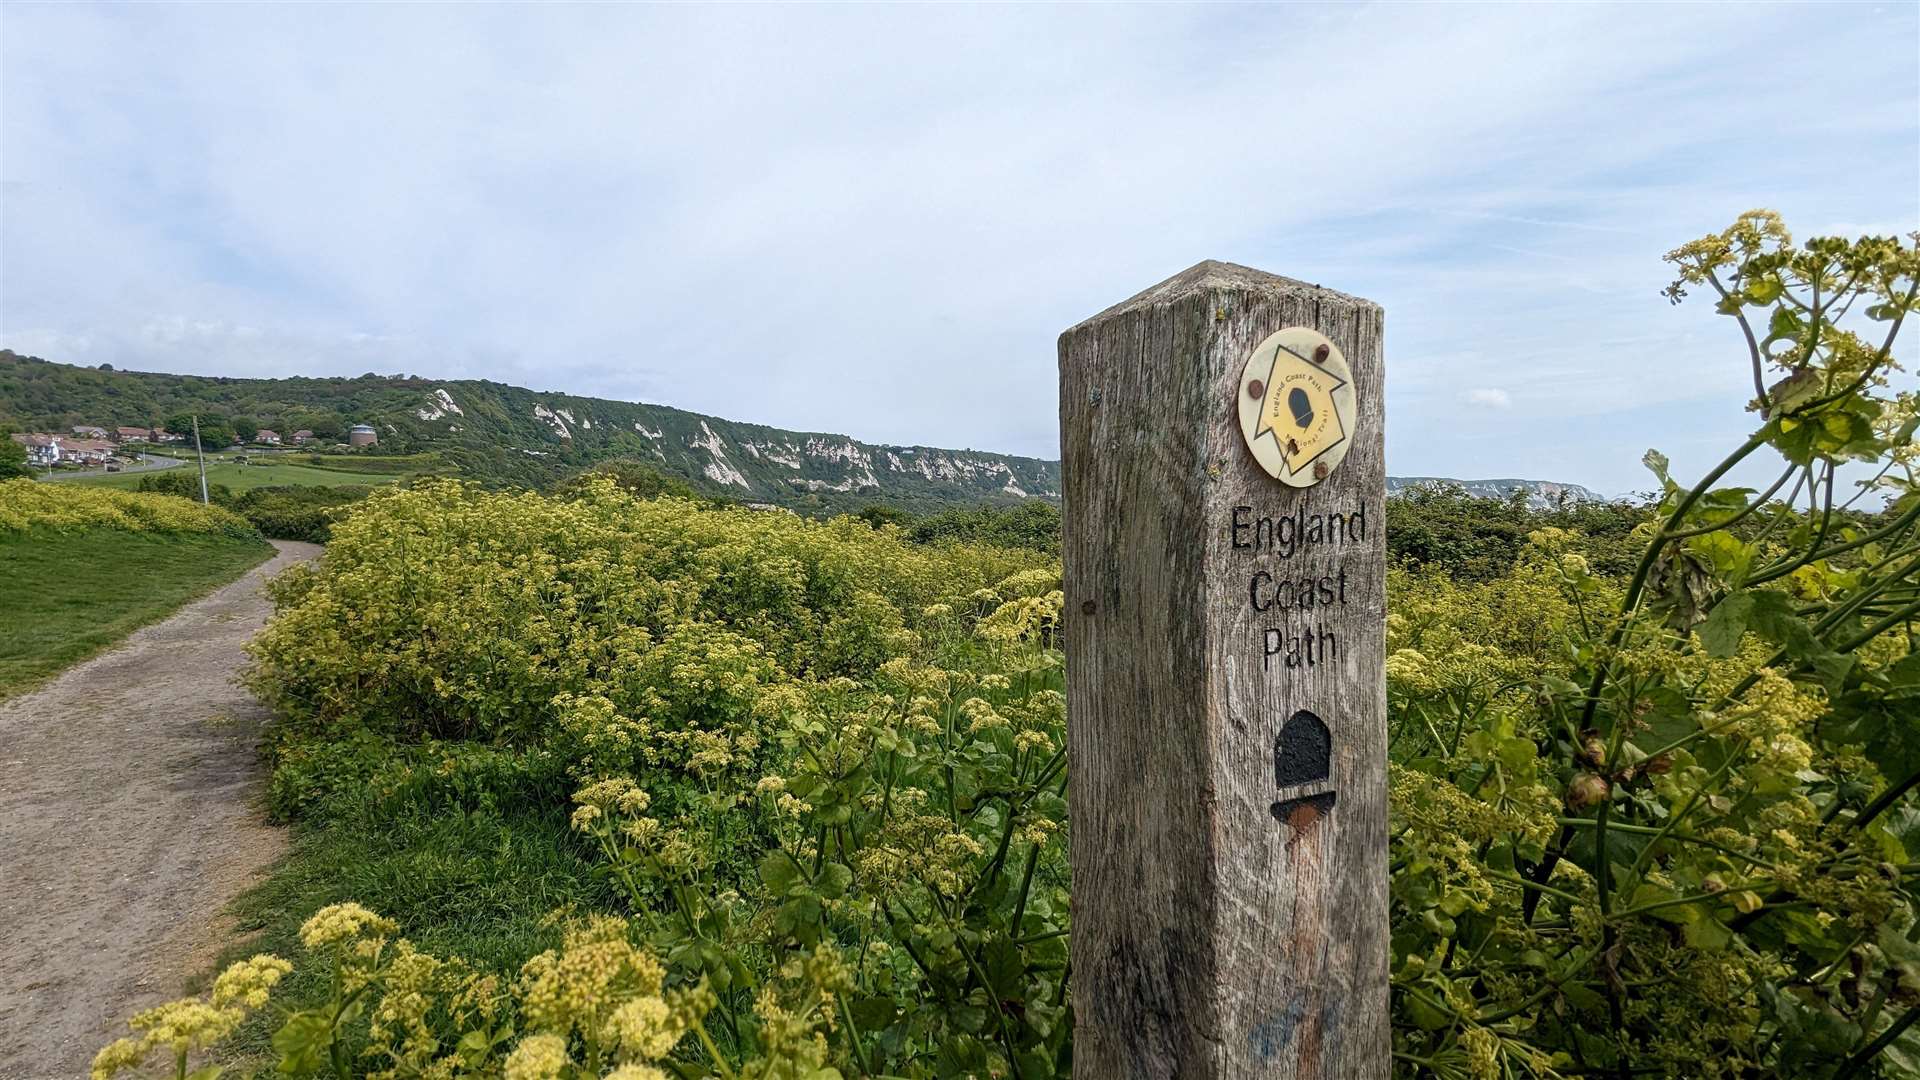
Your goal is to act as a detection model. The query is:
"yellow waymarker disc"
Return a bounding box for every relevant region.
[1235,327,1356,487]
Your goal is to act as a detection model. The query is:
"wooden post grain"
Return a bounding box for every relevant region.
[1060,261,1388,1078]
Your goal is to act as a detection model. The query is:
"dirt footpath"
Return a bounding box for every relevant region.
[0,541,321,1080]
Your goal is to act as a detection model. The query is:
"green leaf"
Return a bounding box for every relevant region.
[1766,303,1800,336]
[1699,592,1754,657]
[1747,591,1819,658]
[849,996,899,1030]
[1404,988,1452,1030]
[1810,652,1857,696]
[980,937,1025,996]
[1885,651,1920,697]
[1636,686,1699,748]
[1683,914,1732,950]
[950,1003,989,1034]
[816,861,853,900]
[759,851,801,894]
[1016,1050,1055,1080]
[272,1011,335,1076]
[456,1029,492,1066]
[1768,369,1823,414]
[1630,883,1694,925]
[1496,736,1537,773]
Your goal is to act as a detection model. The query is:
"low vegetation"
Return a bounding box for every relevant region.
[129,471,376,544]
[67,458,412,494]
[0,481,269,698]
[88,215,1920,1079]
[0,478,258,537]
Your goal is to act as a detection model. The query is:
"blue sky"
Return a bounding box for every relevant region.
[2,3,1915,495]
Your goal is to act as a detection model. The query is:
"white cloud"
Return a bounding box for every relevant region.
[0,4,1914,495]
[1462,388,1513,410]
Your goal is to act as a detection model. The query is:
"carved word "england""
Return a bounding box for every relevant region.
[1229,503,1367,559]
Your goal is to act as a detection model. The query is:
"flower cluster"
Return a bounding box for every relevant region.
[91,955,289,1080]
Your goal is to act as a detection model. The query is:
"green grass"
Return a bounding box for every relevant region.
[56,459,408,493]
[296,452,448,475]
[0,528,274,698]
[200,783,607,1063]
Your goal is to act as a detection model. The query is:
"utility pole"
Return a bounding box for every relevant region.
[1060,261,1389,1078]
[192,414,209,504]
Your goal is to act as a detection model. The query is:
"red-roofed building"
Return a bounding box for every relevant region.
[60,439,118,465]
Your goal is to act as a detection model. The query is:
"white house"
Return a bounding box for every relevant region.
[11,433,61,467]
[255,429,283,446]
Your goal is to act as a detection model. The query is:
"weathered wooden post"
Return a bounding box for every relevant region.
[1060,262,1388,1078]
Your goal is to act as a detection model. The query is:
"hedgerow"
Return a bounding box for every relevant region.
[0,478,258,538]
[95,214,1920,1080]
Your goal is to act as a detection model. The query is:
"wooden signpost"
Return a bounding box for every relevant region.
[1060,261,1388,1078]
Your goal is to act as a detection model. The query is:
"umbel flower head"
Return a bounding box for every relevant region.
[300,901,398,950]
[91,954,291,1080]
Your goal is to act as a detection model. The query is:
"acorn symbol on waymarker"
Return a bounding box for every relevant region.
[1288,387,1314,430]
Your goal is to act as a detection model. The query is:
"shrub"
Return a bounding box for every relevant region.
[0,478,256,538]
[1385,482,1651,581]
[245,480,1049,744]
[551,458,704,503]
[231,485,370,543]
[1386,212,1920,1078]
[136,470,240,507]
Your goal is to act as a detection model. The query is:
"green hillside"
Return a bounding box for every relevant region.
[0,351,1059,513]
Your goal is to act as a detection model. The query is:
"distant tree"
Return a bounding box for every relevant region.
[230,415,261,442]
[854,505,913,529]
[1384,482,1650,581]
[0,431,31,479]
[166,412,237,450]
[96,363,114,372]
[195,420,236,450]
[297,413,346,441]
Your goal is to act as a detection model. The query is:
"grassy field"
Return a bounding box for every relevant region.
[56,459,405,493]
[0,529,273,698]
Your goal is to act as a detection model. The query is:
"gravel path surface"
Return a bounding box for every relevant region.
[0,541,320,1079]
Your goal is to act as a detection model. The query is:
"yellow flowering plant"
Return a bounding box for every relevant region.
[95,215,1920,1079]
[0,478,258,538]
[1389,216,1920,1078]
[562,571,1071,1078]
